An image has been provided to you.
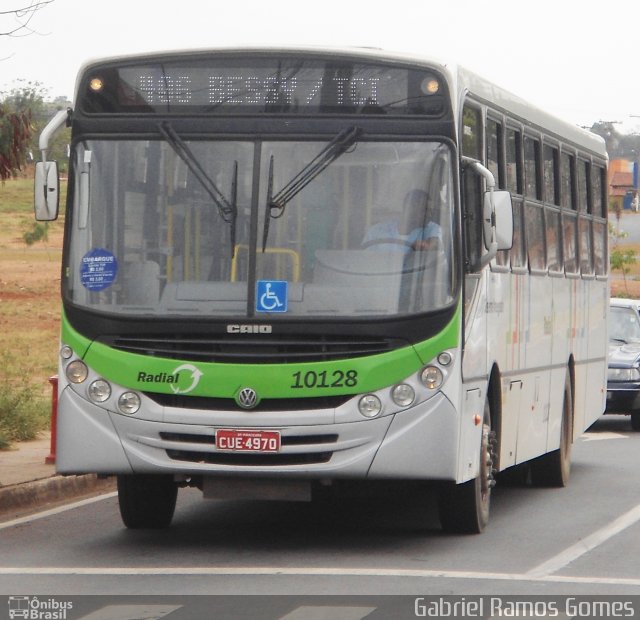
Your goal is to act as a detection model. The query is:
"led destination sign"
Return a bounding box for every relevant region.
[81,55,446,115]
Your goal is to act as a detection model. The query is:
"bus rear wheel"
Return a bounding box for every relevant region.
[530,374,572,487]
[439,398,495,534]
[117,474,178,529]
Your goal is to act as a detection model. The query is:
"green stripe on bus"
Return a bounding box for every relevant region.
[61,309,459,399]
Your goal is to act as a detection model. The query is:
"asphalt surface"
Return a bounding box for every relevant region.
[0,432,114,518]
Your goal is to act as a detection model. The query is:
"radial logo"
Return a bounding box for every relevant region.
[137,364,203,394]
[170,364,203,394]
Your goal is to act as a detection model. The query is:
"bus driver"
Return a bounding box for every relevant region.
[362,189,442,252]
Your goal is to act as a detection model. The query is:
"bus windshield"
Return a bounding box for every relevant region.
[66,138,454,318]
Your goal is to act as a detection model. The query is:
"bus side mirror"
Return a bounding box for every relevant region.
[34,161,60,221]
[483,190,513,252]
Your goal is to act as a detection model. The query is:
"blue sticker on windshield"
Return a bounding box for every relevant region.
[256,280,288,313]
[80,248,118,291]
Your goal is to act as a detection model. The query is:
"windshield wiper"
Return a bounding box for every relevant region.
[261,126,361,251]
[158,122,238,256]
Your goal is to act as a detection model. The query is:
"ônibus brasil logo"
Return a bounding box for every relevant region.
[137,363,203,394]
[8,596,73,620]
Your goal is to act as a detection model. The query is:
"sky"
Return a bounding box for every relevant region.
[1,0,639,133]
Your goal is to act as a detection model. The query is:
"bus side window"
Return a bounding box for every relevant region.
[592,165,608,277]
[506,127,525,270]
[543,145,559,206]
[506,128,522,195]
[524,136,541,200]
[563,212,579,275]
[592,165,606,218]
[510,201,526,270]
[546,209,563,273]
[462,105,482,159]
[593,219,607,276]
[526,204,546,272]
[487,118,508,268]
[560,153,575,210]
[462,165,483,272]
[579,216,593,276]
[486,118,503,186]
[461,103,483,272]
[577,159,589,213]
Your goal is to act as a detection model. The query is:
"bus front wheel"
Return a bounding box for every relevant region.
[117,474,178,529]
[438,397,495,534]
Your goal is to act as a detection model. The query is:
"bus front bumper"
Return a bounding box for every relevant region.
[55,386,459,482]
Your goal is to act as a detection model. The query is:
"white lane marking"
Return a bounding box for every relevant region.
[2,495,640,587]
[0,492,118,531]
[526,501,640,578]
[0,566,639,586]
[581,432,628,441]
[78,605,181,620]
[279,607,376,620]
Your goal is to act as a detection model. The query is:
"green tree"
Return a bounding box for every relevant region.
[0,82,71,178]
[610,248,637,297]
[0,100,31,180]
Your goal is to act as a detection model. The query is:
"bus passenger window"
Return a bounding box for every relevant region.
[486,118,503,188]
[563,213,579,275]
[579,217,593,275]
[525,204,546,271]
[546,210,563,273]
[543,145,559,205]
[524,137,541,200]
[462,105,482,160]
[593,221,607,276]
[462,165,483,272]
[561,153,575,210]
[592,165,606,217]
[577,160,589,213]
[510,201,526,269]
[506,129,522,195]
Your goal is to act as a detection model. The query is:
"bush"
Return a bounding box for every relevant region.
[0,363,50,449]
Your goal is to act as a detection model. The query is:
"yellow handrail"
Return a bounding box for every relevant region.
[231,245,301,282]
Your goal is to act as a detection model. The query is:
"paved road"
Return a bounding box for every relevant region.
[1,416,639,611]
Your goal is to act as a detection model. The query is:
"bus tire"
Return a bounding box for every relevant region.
[530,374,573,487]
[438,397,494,534]
[631,413,640,432]
[117,474,178,529]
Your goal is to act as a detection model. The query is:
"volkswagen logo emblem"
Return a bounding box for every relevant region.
[237,387,259,410]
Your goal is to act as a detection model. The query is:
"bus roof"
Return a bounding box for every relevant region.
[74,46,606,157]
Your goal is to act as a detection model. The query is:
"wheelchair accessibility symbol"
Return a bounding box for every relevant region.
[256,280,288,313]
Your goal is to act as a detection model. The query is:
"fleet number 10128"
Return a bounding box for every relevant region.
[291,369,358,389]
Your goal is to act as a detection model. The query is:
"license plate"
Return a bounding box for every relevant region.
[216,429,281,453]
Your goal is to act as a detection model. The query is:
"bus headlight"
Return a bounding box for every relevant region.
[66,360,88,384]
[60,345,73,360]
[420,366,443,390]
[88,379,111,403]
[118,392,141,415]
[358,394,382,418]
[391,383,415,407]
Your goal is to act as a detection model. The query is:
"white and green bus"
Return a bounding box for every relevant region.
[35,47,608,533]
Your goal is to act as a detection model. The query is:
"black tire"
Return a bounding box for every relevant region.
[439,397,494,534]
[117,474,178,529]
[631,413,640,432]
[530,374,573,487]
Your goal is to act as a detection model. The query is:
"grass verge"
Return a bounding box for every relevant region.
[0,174,65,449]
